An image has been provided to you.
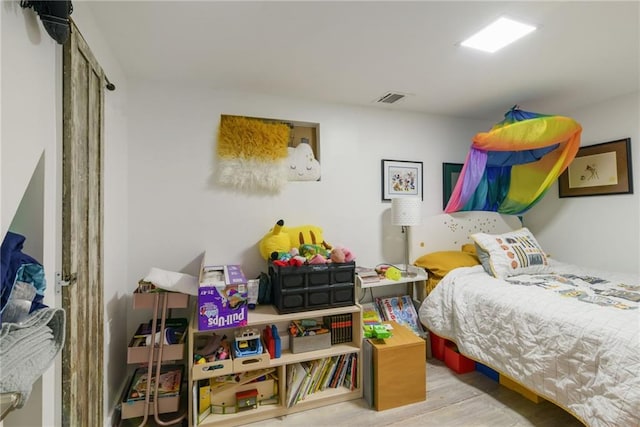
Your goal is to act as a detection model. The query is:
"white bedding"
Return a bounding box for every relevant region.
[419,259,640,427]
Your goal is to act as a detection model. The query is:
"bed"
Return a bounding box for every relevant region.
[410,212,640,427]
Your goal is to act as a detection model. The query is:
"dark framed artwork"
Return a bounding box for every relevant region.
[559,138,633,197]
[381,159,423,201]
[442,162,463,209]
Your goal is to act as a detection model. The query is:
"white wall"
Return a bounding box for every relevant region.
[1,2,61,426]
[527,91,640,274]
[2,2,131,425]
[125,81,486,304]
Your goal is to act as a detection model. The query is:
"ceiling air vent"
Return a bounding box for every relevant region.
[376,92,406,104]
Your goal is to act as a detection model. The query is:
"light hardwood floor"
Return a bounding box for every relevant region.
[121,359,585,427]
[247,359,584,427]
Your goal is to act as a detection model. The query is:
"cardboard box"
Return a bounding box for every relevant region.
[198,262,248,331]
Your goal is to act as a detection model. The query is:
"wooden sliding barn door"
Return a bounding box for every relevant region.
[61,20,104,426]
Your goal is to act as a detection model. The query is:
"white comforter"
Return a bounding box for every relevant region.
[419,260,640,427]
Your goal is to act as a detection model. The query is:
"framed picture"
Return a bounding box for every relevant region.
[442,162,463,209]
[559,138,633,198]
[381,159,423,201]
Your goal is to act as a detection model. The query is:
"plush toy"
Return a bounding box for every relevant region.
[299,243,330,260]
[308,254,329,264]
[285,224,332,250]
[330,246,355,263]
[259,220,332,260]
[330,247,345,263]
[259,220,291,260]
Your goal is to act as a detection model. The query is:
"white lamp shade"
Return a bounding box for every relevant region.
[391,197,421,226]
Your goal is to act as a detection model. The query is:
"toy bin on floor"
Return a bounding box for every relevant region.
[429,331,447,361]
[476,362,499,381]
[499,375,544,403]
[443,341,475,374]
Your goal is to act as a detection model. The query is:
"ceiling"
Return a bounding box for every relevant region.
[84,1,639,121]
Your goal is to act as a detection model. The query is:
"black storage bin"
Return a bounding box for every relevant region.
[269,261,355,314]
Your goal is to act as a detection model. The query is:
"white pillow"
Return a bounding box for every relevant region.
[471,227,549,279]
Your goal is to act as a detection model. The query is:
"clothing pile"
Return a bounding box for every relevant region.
[0,231,65,407]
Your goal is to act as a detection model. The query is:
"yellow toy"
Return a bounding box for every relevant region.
[259,220,332,260]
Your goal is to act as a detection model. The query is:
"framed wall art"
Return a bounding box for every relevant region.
[559,138,633,197]
[381,159,423,201]
[442,162,463,209]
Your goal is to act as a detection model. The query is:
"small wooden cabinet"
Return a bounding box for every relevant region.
[371,321,426,411]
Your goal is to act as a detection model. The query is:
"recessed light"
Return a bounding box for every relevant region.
[461,17,536,53]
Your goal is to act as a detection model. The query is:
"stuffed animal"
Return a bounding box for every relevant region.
[330,246,355,263]
[258,220,332,260]
[259,220,291,260]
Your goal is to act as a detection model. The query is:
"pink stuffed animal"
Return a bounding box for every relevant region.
[330,246,355,263]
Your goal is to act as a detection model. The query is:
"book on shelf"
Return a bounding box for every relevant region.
[375,295,424,336]
[356,266,381,284]
[125,364,183,403]
[286,362,308,408]
[361,302,384,325]
[321,356,339,391]
[323,313,352,344]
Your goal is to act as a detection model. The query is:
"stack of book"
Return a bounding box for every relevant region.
[285,353,358,407]
[355,266,381,285]
[125,364,183,403]
[373,295,424,337]
[323,314,353,344]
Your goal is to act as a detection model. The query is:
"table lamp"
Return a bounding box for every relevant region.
[391,197,421,277]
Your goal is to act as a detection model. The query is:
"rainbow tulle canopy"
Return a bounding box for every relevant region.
[445,107,582,215]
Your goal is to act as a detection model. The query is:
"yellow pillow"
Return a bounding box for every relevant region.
[413,251,480,278]
[461,243,477,255]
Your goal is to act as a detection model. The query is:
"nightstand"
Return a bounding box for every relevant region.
[370,321,426,410]
[356,264,428,302]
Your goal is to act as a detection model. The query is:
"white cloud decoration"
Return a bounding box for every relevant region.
[287,143,321,181]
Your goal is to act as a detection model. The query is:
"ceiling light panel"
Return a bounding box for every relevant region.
[461,17,536,53]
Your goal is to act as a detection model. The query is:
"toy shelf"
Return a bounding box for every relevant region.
[187,303,363,427]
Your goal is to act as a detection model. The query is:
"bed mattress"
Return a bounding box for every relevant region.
[418,260,640,427]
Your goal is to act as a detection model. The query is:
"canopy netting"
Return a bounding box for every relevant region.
[445,106,582,215]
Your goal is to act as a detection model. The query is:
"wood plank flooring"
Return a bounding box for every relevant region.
[247,359,584,427]
[120,359,585,427]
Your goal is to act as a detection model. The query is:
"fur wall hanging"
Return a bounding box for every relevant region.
[216,115,290,193]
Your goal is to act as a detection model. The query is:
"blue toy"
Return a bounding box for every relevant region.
[233,328,263,357]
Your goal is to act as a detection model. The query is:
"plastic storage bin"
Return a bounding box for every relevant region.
[269,261,355,314]
[443,341,476,374]
[429,331,447,361]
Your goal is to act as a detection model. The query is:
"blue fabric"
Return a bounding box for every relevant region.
[1,232,47,322]
[486,144,559,167]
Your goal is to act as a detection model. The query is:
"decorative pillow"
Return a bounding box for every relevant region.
[471,227,549,279]
[461,243,477,255]
[413,251,480,278]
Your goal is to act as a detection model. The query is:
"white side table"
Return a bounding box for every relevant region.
[356,264,428,302]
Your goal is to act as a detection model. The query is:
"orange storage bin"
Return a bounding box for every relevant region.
[443,341,475,374]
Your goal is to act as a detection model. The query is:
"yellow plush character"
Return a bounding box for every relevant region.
[258,220,332,260]
[259,220,291,260]
[286,225,332,250]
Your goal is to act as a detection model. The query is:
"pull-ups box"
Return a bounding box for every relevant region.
[198,259,248,331]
